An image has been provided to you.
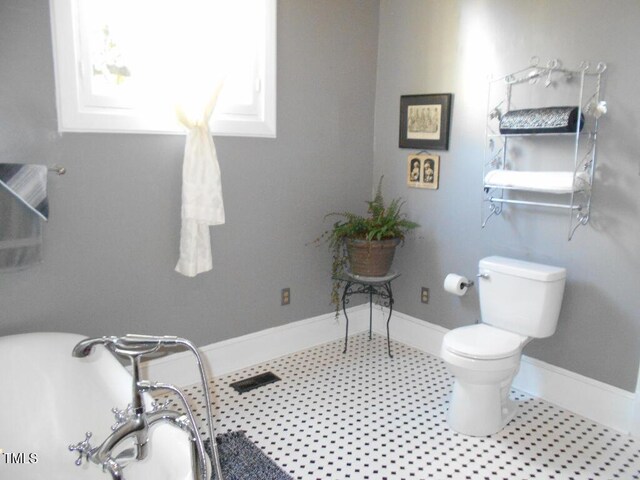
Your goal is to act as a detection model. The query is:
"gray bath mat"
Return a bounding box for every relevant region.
[205,431,292,480]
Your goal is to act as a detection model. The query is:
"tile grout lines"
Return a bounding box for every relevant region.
[156,333,640,480]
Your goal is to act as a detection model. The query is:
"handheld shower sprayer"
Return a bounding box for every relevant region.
[71,336,119,358]
[72,335,179,359]
[121,334,179,345]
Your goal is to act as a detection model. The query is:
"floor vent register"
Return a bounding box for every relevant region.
[230,371,281,393]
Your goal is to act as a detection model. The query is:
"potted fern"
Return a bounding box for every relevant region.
[316,177,419,311]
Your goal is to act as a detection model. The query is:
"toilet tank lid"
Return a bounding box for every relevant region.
[480,256,566,282]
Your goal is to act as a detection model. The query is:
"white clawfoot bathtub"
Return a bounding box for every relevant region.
[0,332,194,480]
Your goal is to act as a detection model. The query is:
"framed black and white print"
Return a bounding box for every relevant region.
[399,94,452,150]
[407,153,440,190]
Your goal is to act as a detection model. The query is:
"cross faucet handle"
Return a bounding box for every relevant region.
[69,432,93,466]
[111,404,135,431]
[150,399,172,412]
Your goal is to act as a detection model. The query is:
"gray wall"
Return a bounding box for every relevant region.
[374,0,640,391]
[0,1,379,340]
[4,0,639,394]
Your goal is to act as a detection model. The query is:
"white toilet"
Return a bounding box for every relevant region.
[441,256,566,437]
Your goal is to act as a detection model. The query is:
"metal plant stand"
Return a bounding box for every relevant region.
[337,271,400,357]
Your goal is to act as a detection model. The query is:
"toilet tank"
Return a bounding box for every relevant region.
[478,256,566,338]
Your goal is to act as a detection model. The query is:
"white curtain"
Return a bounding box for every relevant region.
[175,85,225,277]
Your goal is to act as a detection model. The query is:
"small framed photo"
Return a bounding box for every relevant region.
[407,153,440,190]
[399,94,452,150]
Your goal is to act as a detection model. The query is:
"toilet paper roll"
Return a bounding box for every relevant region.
[444,273,469,296]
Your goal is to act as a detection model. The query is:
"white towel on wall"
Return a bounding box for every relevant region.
[484,170,591,194]
[175,86,225,277]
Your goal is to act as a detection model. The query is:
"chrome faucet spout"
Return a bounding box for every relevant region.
[102,457,125,480]
[92,414,149,466]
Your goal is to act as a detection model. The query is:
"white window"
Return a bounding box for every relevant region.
[49,0,276,137]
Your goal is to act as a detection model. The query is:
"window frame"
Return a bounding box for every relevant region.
[49,0,277,137]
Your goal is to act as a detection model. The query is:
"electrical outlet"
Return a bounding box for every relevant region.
[421,287,429,304]
[281,288,290,306]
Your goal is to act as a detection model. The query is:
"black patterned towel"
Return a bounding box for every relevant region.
[499,106,584,134]
[0,164,49,220]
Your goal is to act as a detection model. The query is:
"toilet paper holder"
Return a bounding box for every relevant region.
[444,273,476,296]
[445,273,489,290]
[462,279,475,288]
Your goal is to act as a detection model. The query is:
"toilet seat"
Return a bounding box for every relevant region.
[443,324,528,360]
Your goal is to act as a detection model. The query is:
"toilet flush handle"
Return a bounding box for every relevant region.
[477,273,490,280]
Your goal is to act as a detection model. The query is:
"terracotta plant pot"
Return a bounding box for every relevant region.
[345,238,401,277]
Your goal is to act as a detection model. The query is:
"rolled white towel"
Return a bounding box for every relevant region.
[484,170,590,194]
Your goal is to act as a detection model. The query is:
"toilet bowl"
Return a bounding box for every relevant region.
[441,256,566,437]
[441,323,528,436]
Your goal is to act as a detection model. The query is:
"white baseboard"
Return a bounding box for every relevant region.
[142,306,637,436]
[367,308,636,435]
[140,305,372,386]
[513,354,635,434]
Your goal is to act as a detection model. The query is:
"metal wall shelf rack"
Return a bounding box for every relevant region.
[482,57,607,240]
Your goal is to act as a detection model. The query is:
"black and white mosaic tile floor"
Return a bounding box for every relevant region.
[158,333,640,479]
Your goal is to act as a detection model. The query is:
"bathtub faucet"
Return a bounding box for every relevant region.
[69,334,223,480]
[72,336,120,358]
